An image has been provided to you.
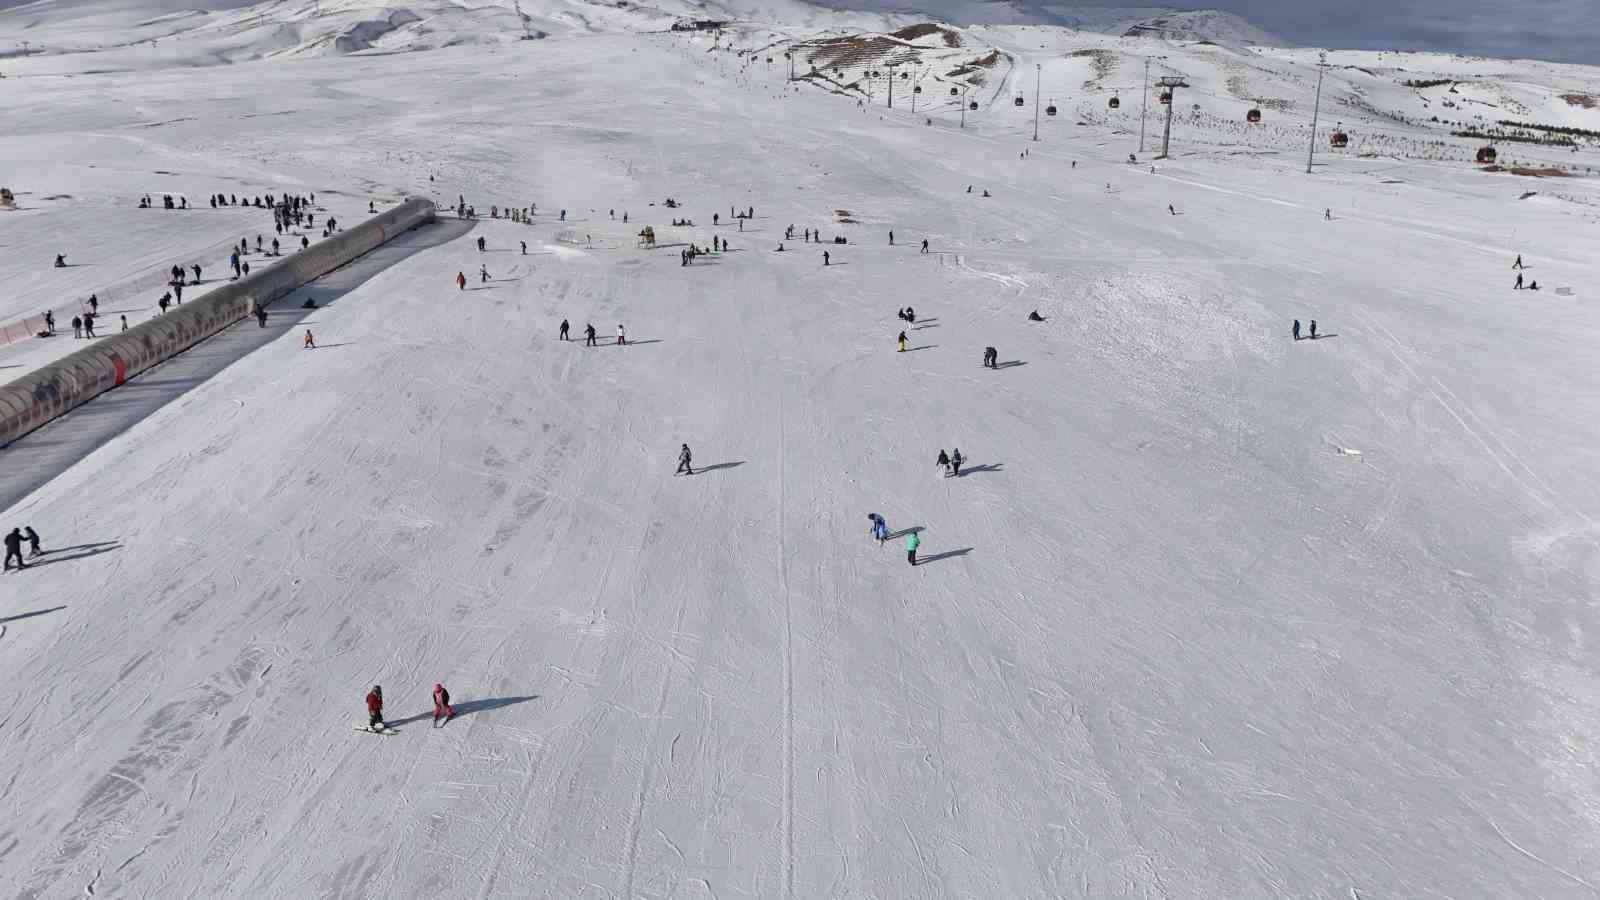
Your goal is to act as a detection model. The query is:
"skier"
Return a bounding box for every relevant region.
[920,239,929,254]
[950,448,963,478]
[1513,254,1523,270]
[983,346,998,368]
[272,238,280,256]
[255,306,267,328]
[301,236,309,250]
[241,262,250,277]
[521,241,527,255]
[868,512,888,545]
[559,319,570,341]
[1293,319,1301,341]
[676,443,693,475]
[1514,273,1524,290]
[616,324,626,346]
[366,686,385,731]
[823,250,830,266]
[477,236,486,252]
[906,530,920,566]
[585,323,597,347]
[479,264,489,284]
[303,329,316,349]
[44,311,54,334]
[432,683,454,724]
[157,295,170,315]
[937,449,950,474]
[23,526,40,558]
[173,282,183,304]
[89,294,99,315]
[3,528,24,571]
[1324,209,1332,221]
[889,230,895,246]
[71,315,82,339]
[456,271,467,291]
[1168,204,1176,215]
[905,307,915,323]
[83,313,95,338]
[897,331,908,352]
[193,264,202,283]
[1308,320,1318,340]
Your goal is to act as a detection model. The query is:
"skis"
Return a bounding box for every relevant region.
[356,725,400,736]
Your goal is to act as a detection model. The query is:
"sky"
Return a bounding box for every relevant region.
[1213,0,1596,65]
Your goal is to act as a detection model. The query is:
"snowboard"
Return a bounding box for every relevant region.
[356,725,400,736]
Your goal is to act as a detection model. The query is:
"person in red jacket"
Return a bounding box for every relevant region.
[432,684,454,724]
[366,685,384,730]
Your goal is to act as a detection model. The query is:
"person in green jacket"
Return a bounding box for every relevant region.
[906,531,920,566]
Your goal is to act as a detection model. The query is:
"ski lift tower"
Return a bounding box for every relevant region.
[1154,76,1188,159]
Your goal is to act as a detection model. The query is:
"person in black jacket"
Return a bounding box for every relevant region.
[3,528,25,571]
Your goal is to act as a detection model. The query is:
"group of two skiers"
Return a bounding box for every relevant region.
[1292,319,1319,341]
[866,514,921,566]
[555,319,622,346]
[3,527,42,571]
[936,448,964,477]
[365,683,453,732]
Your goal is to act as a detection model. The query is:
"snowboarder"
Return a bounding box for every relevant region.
[1027,310,1044,322]
[456,271,467,291]
[303,329,316,349]
[559,319,570,341]
[23,527,40,558]
[868,513,888,545]
[366,686,385,731]
[1513,254,1523,270]
[1293,319,1301,341]
[1308,320,1318,340]
[950,448,963,477]
[3,528,24,571]
[897,331,908,352]
[1514,273,1524,290]
[676,444,693,475]
[920,239,929,254]
[44,311,54,334]
[71,315,82,339]
[937,449,950,474]
[54,254,66,268]
[983,346,998,368]
[432,683,454,723]
[585,323,597,347]
[823,250,830,266]
[906,530,920,566]
[616,324,627,346]
[477,236,486,252]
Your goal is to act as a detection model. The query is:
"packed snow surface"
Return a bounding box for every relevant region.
[1,12,1600,900]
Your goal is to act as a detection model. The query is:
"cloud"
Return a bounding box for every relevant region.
[1151,0,1595,64]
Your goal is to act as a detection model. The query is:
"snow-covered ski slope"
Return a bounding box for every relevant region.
[2,13,1600,900]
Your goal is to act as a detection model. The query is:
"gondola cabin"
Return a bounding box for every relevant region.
[1330,130,1349,148]
[1108,94,1120,109]
[1246,108,1261,123]
[1014,95,1024,107]
[1046,102,1057,116]
[1476,145,1498,163]
[1159,91,1172,105]
[969,101,979,110]
[950,86,958,96]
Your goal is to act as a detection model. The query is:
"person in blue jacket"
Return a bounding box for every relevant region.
[867,513,888,545]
